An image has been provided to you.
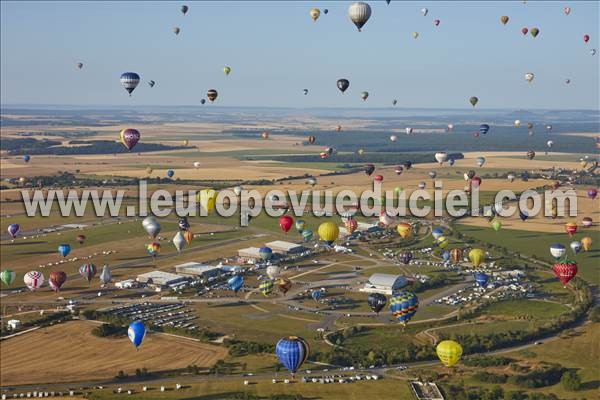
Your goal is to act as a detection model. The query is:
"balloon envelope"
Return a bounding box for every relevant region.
[436,340,463,367]
[128,320,146,349]
[276,336,309,374]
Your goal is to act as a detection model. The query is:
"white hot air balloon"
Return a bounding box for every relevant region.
[418,181,426,189]
[390,135,398,142]
[507,173,516,182]
[100,264,112,285]
[193,161,201,168]
[421,8,428,16]
[266,265,281,280]
[514,119,521,128]
[234,186,243,196]
[142,216,161,239]
[348,2,372,32]
[173,231,186,252]
[546,140,554,149]
[405,127,413,135]
[435,152,448,164]
[476,156,486,167]
[525,72,535,83]
[24,271,44,291]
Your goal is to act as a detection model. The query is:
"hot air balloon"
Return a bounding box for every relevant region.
[200,99,206,104]
[364,164,375,176]
[563,6,571,15]
[368,293,387,314]
[228,275,244,293]
[469,96,479,107]
[390,291,418,325]
[295,220,306,233]
[514,119,521,128]
[178,217,190,231]
[58,244,71,258]
[182,230,193,245]
[583,34,590,43]
[507,173,516,183]
[390,135,398,143]
[448,158,455,166]
[432,228,444,240]
[565,222,577,237]
[311,290,323,302]
[146,166,153,175]
[570,241,582,254]
[428,171,437,179]
[318,222,339,246]
[7,223,20,239]
[525,72,535,83]
[436,340,463,367]
[302,229,314,242]
[436,236,449,249]
[128,320,146,350]
[500,15,509,25]
[279,215,294,233]
[526,150,536,160]
[76,62,83,69]
[405,127,413,135]
[582,217,593,228]
[277,278,292,295]
[361,91,369,101]
[99,264,112,285]
[521,27,528,35]
[198,189,217,215]
[259,279,274,296]
[207,89,218,102]
[374,174,384,183]
[146,242,160,258]
[412,31,419,39]
[435,152,448,164]
[173,27,181,35]
[76,234,86,245]
[421,8,428,16]
[345,218,358,234]
[403,161,413,170]
[23,154,30,163]
[587,188,598,199]
[447,124,454,131]
[120,128,140,151]
[348,2,371,32]
[479,124,490,135]
[474,272,489,287]
[233,186,243,196]
[276,336,309,375]
[266,265,280,280]
[142,217,161,238]
[418,181,426,190]
[79,263,96,285]
[476,156,486,167]
[465,170,476,180]
[24,271,44,291]
[581,236,592,251]
[48,271,67,292]
[399,251,413,265]
[259,246,273,261]
[546,140,554,149]
[310,8,321,22]
[148,80,156,88]
[172,232,186,252]
[550,244,566,260]
[261,131,270,140]
[394,165,404,175]
[181,5,189,15]
[469,248,485,267]
[545,124,553,133]
[120,72,140,96]
[553,260,577,286]
[392,99,397,106]
[167,169,174,178]
[336,79,350,94]
[1,270,16,286]
[451,248,463,263]
[324,9,328,14]
[223,66,231,76]
[591,49,597,56]
[517,210,528,222]
[442,250,451,262]
[434,19,440,26]
[530,27,539,37]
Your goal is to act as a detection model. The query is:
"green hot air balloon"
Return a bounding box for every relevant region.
[1,269,16,286]
[530,28,540,38]
[469,96,479,107]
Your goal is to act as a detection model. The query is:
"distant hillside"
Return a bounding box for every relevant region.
[1,138,187,155]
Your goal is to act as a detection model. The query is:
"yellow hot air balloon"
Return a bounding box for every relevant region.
[581,236,593,251]
[436,340,463,367]
[318,222,339,245]
[198,189,217,214]
[310,8,321,22]
[436,236,449,249]
[183,139,189,146]
[468,248,486,267]
[358,148,365,155]
[396,222,412,239]
[224,66,231,76]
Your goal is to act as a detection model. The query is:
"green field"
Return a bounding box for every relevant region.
[435,320,534,337]
[455,224,600,286]
[480,299,569,320]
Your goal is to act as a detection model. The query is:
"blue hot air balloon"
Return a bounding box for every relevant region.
[479,124,490,135]
[259,246,273,261]
[276,336,310,375]
[442,250,451,262]
[311,290,323,302]
[128,320,146,349]
[228,275,244,293]
[474,272,489,287]
[550,243,566,260]
[167,169,175,178]
[58,243,71,257]
[23,155,31,163]
[432,227,444,240]
[302,229,313,242]
[7,223,20,238]
[519,211,529,221]
[390,291,419,325]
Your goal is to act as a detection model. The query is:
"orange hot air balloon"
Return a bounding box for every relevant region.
[277,278,292,295]
[565,222,578,237]
[183,230,194,244]
[396,222,412,238]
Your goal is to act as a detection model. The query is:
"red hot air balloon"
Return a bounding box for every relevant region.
[565,222,578,237]
[521,27,528,35]
[553,260,577,286]
[76,234,86,244]
[583,34,590,43]
[374,175,384,183]
[345,218,358,234]
[279,215,294,233]
[49,271,67,293]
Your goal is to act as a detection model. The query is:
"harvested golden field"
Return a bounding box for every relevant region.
[0,320,228,386]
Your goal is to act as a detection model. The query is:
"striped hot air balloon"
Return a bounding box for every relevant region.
[276,336,310,375]
[120,72,140,96]
[348,2,371,32]
[259,279,274,296]
[390,291,419,325]
[79,263,97,285]
[24,271,44,291]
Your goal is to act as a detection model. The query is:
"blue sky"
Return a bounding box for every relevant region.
[1,1,598,109]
